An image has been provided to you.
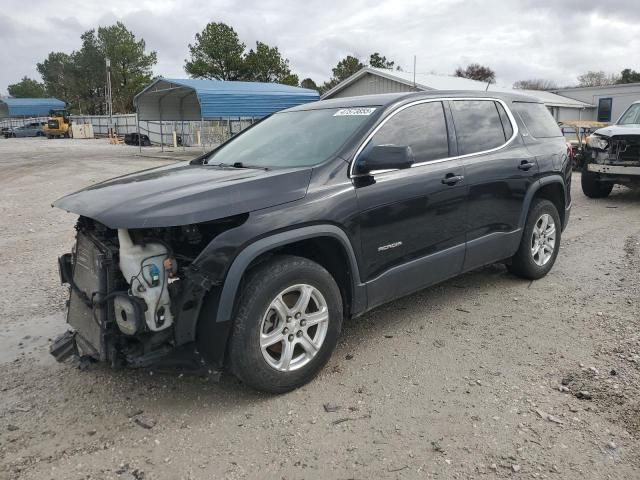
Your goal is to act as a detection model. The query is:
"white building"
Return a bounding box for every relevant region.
[321,67,595,122]
[551,83,640,123]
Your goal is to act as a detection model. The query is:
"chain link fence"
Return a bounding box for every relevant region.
[1,114,258,148]
[70,114,258,148]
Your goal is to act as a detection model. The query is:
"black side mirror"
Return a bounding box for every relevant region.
[356,145,414,174]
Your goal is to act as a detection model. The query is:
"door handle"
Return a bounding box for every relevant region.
[518,160,535,171]
[441,173,464,185]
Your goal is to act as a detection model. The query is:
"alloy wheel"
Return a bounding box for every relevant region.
[259,284,329,372]
[531,213,556,266]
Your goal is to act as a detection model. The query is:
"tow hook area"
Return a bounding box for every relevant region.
[49,330,77,361]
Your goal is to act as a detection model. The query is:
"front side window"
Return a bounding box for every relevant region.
[364,101,449,164]
[450,100,510,155]
[205,107,374,169]
[618,103,640,125]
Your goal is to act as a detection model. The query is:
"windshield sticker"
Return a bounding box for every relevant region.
[333,107,376,116]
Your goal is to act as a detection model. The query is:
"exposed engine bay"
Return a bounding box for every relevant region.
[587,133,640,166]
[52,215,244,369]
[585,131,640,185]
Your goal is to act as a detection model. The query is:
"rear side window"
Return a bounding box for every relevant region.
[367,101,449,163]
[450,100,508,155]
[512,102,562,138]
[496,102,514,140]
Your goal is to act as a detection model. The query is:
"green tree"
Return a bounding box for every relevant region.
[185,22,245,80]
[369,52,395,70]
[34,24,156,114]
[300,78,318,90]
[617,68,640,84]
[321,55,365,93]
[98,22,157,112]
[37,52,74,102]
[454,63,496,83]
[279,73,300,86]
[7,76,47,97]
[243,41,296,84]
[71,30,109,114]
[332,55,365,82]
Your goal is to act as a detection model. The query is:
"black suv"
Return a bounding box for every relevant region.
[53,91,571,392]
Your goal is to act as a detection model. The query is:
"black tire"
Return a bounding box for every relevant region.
[581,169,613,198]
[227,255,343,393]
[508,198,561,280]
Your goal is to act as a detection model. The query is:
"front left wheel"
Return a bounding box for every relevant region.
[228,255,343,393]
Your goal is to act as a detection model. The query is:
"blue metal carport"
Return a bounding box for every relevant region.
[134,78,319,121]
[0,97,65,118]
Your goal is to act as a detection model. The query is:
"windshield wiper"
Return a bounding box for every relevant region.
[213,162,269,170]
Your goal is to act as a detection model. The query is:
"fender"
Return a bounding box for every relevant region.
[215,225,367,324]
[517,175,567,229]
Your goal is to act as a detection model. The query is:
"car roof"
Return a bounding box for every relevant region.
[283,90,541,112]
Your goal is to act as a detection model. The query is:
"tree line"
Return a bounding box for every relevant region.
[7,20,403,114]
[10,22,156,114]
[512,68,640,91]
[7,20,640,113]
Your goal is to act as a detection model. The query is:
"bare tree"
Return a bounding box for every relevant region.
[454,63,496,83]
[577,70,619,87]
[513,79,558,91]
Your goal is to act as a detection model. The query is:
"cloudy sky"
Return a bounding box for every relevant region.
[1,0,639,94]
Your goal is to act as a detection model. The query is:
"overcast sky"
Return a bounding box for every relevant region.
[1,0,639,94]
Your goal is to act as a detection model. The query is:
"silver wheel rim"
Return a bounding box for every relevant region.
[259,284,329,372]
[531,213,556,266]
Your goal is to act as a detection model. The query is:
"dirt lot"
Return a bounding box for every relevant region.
[1,137,639,479]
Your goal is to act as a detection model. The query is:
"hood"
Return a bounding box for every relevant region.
[53,162,312,228]
[595,124,640,137]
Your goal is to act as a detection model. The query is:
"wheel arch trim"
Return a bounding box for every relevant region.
[215,225,365,324]
[519,175,567,229]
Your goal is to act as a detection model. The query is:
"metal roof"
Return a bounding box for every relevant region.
[322,67,594,109]
[287,90,541,112]
[0,97,65,118]
[134,77,320,121]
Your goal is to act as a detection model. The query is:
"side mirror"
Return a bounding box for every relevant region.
[356,145,414,174]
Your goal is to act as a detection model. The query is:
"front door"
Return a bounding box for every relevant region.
[353,100,468,309]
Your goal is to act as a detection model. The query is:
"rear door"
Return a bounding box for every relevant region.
[353,100,467,308]
[449,99,536,271]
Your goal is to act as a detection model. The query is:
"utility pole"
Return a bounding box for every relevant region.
[413,55,416,88]
[105,58,113,137]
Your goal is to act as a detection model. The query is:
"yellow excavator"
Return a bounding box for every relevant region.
[43,109,71,139]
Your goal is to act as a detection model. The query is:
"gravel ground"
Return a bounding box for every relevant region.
[1,137,639,479]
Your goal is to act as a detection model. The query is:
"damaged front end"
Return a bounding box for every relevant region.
[52,215,244,370]
[585,132,640,184]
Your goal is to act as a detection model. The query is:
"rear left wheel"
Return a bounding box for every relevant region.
[508,198,561,280]
[227,255,343,393]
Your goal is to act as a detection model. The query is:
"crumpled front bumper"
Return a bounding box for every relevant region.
[587,163,640,176]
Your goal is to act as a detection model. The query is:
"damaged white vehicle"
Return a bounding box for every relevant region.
[582,100,640,197]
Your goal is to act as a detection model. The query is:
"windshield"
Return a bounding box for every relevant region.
[618,104,640,125]
[205,107,376,169]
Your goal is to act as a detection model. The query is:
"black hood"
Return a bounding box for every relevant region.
[53,162,312,228]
